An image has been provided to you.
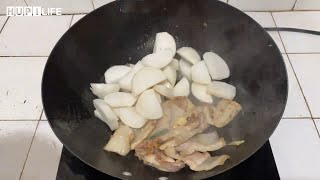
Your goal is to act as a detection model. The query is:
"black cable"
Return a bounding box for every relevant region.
[264,27,320,36]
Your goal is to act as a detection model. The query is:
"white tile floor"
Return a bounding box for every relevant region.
[289,54,320,118]
[0,16,7,29]
[25,0,94,14]
[272,12,320,53]
[20,121,62,180]
[70,14,86,26]
[0,57,46,120]
[92,0,115,9]
[0,16,72,56]
[0,0,27,15]
[0,8,320,180]
[270,119,320,180]
[0,121,38,180]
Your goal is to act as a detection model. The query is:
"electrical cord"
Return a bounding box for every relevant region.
[264,27,320,36]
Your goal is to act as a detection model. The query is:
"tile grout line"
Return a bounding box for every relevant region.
[19,120,40,180]
[291,0,298,10]
[0,56,49,57]
[271,13,320,138]
[90,0,96,10]
[68,15,74,28]
[241,10,320,12]
[0,16,9,35]
[0,120,40,121]
[270,12,288,53]
[287,52,320,54]
[23,0,28,6]
[282,117,313,119]
[285,53,320,137]
[39,109,44,120]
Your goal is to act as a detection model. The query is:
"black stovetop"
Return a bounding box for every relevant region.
[56,141,279,180]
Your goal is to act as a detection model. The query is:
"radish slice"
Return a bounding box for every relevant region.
[155,92,162,103]
[163,65,177,86]
[154,85,173,99]
[207,81,236,100]
[169,58,179,70]
[104,92,136,108]
[104,65,132,84]
[90,83,120,99]
[94,110,103,120]
[93,99,119,131]
[153,32,176,54]
[177,47,201,65]
[132,67,167,96]
[203,52,230,80]
[136,89,163,119]
[118,107,147,128]
[112,108,121,118]
[141,51,174,69]
[179,59,192,80]
[119,61,144,92]
[191,83,213,103]
[191,61,211,85]
[159,80,173,88]
[173,77,190,97]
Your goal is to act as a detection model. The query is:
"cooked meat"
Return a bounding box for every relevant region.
[131,120,157,150]
[181,151,210,171]
[163,147,182,160]
[132,97,240,172]
[141,153,185,172]
[175,132,226,156]
[104,125,134,156]
[207,99,242,128]
[190,155,230,171]
[170,96,195,112]
[135,140,185,172]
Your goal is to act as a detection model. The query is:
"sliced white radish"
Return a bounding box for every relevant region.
[163,65,177,86]
[177,47,201,65]
[191,61,211,85]
[159,80,173,88]
[136,89,163,119]
[179,59,192,80]
[112,108,121,118]
[118,107,147,128]
[153,32,176,54]
[191,83,213,103]
[94,110,103,120]
[173,77,190,97]
[132,67,167,96]
[207,81,236,100]
[93,99,119,131]
[203,52,230,80]
[104,65,132,84]
[154,85,173,99]
[169,58,179,70]
[90,83,120,99]
[104,92,136,108]
[119,61,144,92]
[155,92,162,103]
[141,51,174,69]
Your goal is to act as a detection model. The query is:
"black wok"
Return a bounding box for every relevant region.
[42,0,288,179]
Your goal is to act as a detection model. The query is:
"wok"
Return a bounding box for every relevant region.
[42,0,288,179]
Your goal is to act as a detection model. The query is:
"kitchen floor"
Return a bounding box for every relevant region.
[0,6,320,180]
